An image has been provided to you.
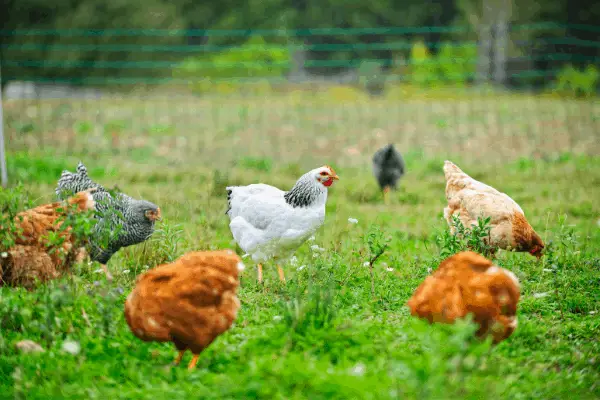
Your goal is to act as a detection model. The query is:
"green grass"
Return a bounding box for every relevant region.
[0,90,599,399]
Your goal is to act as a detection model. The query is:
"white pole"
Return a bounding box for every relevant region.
[0,58,7,188]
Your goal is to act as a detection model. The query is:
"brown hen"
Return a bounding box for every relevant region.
[124,250,244,369]
[407,251,520,344]
[443,160,544,258]
[0,190,95,289]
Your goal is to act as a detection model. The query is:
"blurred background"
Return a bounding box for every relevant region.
[1,0,599,180]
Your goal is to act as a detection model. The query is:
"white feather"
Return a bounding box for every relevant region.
[226,168,333,263]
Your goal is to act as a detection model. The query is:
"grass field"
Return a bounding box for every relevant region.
[1,89,599,399]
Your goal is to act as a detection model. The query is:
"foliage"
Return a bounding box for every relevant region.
[408,39,440,87]
[0,184,32,251]
[0,185,96,247]
[436,215,494,258]
[0,98,599,398]
[173,36,293,95]
[280,280,337,340]
[554,64,599,98]
[1,0,186,88]
[437,42,477,85]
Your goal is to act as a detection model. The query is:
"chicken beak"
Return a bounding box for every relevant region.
[330,174,339,180]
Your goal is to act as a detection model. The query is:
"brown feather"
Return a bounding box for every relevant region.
[0,191,95,289]
[124,250,242,356]
[407,251,520,344]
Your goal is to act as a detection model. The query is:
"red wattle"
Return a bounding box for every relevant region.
[323,178,333,187]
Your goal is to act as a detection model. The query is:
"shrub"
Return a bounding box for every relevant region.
[554,64,599,98]
[408,39,440,87]
[173,36,293,95]
[437,42,477,85]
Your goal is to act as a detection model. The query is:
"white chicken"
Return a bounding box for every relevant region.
[226,165,339,283]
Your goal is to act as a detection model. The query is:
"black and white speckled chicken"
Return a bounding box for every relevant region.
[55,162,161,279]
[372,144,405,204]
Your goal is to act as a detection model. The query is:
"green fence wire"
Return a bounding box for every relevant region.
[1,23,599,89]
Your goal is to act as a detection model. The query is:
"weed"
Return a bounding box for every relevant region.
[364,225,391,299]
[436,215,494,258]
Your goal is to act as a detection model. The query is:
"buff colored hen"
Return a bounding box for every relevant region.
[0,190,95,289]
[407,251,520,344]
[124,250,244,369]
[443,160,544,258]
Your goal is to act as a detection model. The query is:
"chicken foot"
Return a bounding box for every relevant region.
[383,186,391,205]
[172,350,199,370]
[188,354,200,370]
[173,350,185,366]
[100,264,113,281]
[257,264,263,283]
[277,265,286,283]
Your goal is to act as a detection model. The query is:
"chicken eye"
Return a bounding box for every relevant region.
[319,171,328,176]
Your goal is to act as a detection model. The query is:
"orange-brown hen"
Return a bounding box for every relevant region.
[443,160,544,258]
[407,251,520,344]
[0,190,95,289]
[124,250,244,369]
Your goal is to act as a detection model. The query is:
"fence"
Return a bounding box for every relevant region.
[1,23,599,181]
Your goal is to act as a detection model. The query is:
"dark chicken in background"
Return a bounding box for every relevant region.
[372,144,405,204]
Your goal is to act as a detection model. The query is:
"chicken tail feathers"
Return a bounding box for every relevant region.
[56,162,104,200]
[443,160,466,180]
[225,189,233,216]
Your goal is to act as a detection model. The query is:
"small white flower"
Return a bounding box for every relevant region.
[349,362,366,377]
[308,236,316,242]
[427,267,432,274]
[272,315,283,321]
[61,340,81,355]
[93,268,104,274]
[348,218,358,224]
[122,269,130,274]
[363,262,370,267]
[589,311,596,315]
[0,252,7,258]
[386,267,394,272]
[543,268,553,272]
[297,265,306,271]
[310,245,324,252]
[533,292,550,299]
[290,256,298,266]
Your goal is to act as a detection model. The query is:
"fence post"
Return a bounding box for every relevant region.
[0,59,7,188]
[493,0,509,86]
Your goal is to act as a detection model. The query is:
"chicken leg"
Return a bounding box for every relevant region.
[383,186,391,205]
[173,350,185,366]
[277,265,286,283]
[101,264,113,281]
[188,354,199,370]
[257,264,263,283]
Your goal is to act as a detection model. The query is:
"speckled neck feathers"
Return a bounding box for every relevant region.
[284,172,327,208]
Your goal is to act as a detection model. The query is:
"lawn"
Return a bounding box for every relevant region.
[0,88,599,399]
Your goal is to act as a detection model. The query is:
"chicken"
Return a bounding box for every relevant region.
[226,165,339,283]
[55,162,161,280]
[443,160,544,258]
[0,190,95,289]
[407,251,520,344]
[124,250,244,369]
[372,144,405,204]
